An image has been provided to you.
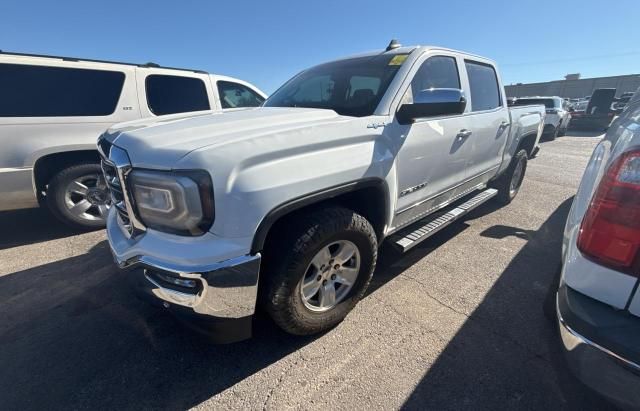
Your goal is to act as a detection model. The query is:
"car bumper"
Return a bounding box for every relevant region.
[557,284,640,409]
[107,210,261,343]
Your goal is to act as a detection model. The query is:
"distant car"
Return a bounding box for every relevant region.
[511,96,570,139]
[556,88,640,410]
[0,51,267,229]
[613,95,633,114]
[570,88,616,131]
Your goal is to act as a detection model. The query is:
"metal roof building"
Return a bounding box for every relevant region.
[505,74,640,98]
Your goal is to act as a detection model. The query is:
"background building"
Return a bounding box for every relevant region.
[505,74,640,98]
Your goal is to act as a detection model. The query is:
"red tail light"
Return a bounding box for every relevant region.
[577,149,640,275]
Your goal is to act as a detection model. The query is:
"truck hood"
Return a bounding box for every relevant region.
[106,107,346,168]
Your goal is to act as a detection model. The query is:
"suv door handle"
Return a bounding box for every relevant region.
[456,129,472,139]
[500,121,510,128]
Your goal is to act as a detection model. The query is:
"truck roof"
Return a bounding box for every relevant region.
[0,50,208,74]
[326,44,497,66]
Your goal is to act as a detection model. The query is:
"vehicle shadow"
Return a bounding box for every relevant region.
[0,197,505,410]
[0,207,91,250]
[0,240,314,410]
[563,130,605,138]
[398,198,615,410]
[1,198,611,410]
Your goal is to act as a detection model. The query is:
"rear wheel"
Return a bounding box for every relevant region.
[547,125,559,141]
[262,207,377,335]
[491,149,528,205]
[557,124,567,137]
[46,163,110,230]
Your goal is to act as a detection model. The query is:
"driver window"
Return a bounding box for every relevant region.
[403,56,460,104]
[217,81,265,109]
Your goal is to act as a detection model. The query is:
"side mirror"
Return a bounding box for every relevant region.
[396,88,467,125]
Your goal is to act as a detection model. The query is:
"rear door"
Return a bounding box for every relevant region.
[461,60,510,185]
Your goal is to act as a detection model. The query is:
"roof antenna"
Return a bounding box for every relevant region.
[386,39,401,51]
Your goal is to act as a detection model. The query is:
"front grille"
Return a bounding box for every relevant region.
[98,137,136,235]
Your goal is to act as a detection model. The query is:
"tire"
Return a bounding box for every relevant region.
[557,125,566,137]
[490,149,528,205]
[262,207,377,335]
[547,125,559,141]
[46,163,110,230]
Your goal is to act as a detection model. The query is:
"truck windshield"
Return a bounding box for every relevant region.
[512,98,557,108]
[264,54,407,117]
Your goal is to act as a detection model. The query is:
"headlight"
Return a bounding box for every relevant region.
[129,170,214,235]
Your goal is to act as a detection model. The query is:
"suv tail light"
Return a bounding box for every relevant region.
[578,149,640,274]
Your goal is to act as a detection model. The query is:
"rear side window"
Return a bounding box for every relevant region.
[146,75,210,115]
[465,61,502,112]
[0,63,124,117]
[217,81,264,109]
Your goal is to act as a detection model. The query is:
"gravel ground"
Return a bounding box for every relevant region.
[0,131,617,410]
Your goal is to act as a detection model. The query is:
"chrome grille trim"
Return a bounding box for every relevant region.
[97,137,146,237]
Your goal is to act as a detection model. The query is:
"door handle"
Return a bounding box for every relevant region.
[456,129,472,139]
[500,121,510,128]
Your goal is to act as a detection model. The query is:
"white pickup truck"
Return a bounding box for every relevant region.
[100,41,545,342]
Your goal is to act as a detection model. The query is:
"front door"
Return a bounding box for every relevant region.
[391,54,472,229]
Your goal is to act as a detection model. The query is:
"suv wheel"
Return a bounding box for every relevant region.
[46,163,110,229]
[490,149,528,205]
[263,207,377,335]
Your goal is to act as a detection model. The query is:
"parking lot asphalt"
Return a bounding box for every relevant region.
[0,131,618,411]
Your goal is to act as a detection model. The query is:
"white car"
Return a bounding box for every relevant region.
[100,41,545,343]
[556,88,640,409]
[0,51,266,228]
[511,96,570,139]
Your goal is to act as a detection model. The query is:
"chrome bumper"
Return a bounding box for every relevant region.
[115,251,261,320]
[557,290,640,409]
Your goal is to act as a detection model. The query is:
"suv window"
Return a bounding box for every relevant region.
[404,56,460,104]
[0,63,125,117]
[145,75,210,116]
[465,61,502,111]
[217,81,264,109]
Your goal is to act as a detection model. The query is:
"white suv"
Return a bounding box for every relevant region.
[0,51,266,228]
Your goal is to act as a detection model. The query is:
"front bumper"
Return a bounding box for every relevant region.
[557,284,640,409]
[107,210,261,343]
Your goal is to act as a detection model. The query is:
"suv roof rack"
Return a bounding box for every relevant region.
[0,50,208,74]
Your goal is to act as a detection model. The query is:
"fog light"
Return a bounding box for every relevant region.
[148,269,198,288]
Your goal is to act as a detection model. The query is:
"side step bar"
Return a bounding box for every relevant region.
[391,188,498,252]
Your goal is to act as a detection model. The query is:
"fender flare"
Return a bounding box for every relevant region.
[250,177,387,254]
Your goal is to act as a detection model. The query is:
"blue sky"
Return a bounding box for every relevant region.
[2,0,638,93]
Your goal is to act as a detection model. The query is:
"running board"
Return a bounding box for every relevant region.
[391,188,498,252]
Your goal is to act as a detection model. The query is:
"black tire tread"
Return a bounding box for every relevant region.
[46,162,104,230]
[490,149,528,205]
[263,207,377,335]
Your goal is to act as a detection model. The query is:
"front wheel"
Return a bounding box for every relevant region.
[263,207,377,335]
[490,149,528,205]
[46,163,110,230]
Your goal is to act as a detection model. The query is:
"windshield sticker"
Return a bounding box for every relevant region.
[388,54,408,66]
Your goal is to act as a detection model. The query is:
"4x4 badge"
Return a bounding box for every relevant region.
[366,122,386,129]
